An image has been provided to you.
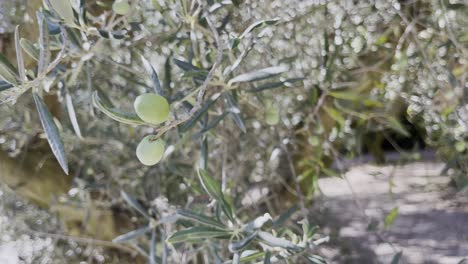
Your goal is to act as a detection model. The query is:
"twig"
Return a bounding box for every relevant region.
[150,1,223,140]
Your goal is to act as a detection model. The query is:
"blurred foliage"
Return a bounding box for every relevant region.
[0,0,467,262]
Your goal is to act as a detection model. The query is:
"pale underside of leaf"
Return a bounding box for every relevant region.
[33,92,69,175]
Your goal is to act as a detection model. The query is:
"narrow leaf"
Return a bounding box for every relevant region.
[384,207,399,229]
[92,91,146,125]
[0,80,14,92]
[386,117,410,137]
[329,90,360,101]
[14,26,26,82]
[229,66,288,84]
[113,225,152,243]
[65,92,83,139]
[179,94,220,132]
[257,231,299,250]
[197,169,223,201]
[264,251,271,264]
[229,231,258,252]
[121,191,151,219]
[33,92,69,175]
[167,226,231,244]
[173,59,202,72]
[149,229,157,264]
[141,55,163,96]
[239,18,280,39]
[20,38,40,61]
[323,105,345,127]
[390,251,403,264]
[49,0,75,25]
[0,53,18,86]
[177,209,226,229]
[248,77,304,93]
[225,92,246,133]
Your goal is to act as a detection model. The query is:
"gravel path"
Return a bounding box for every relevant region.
[314,161,468,264]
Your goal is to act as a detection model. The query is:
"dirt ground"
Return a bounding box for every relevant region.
[314,161,468,264]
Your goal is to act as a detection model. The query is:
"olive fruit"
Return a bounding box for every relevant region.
[265,103,279,125]
[134,93,170,125]
[112,0,130,15]
[136,136,165,166]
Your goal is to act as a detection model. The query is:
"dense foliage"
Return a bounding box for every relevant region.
[0,0,466,263]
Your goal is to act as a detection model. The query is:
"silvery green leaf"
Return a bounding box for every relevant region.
[65,92,83,139]
[228,231,258,252]
[177,209,226,230]
[386,117,410,137]
[232,253,240,264]
[229,66,288,84]
[48,0,75,25]
[179,94,220,132]
[33,92,69,175]
[92,91,146,125]
[0,81,14,92]
[237,251,264,263]
[239,18,280,39]
[167,226,231,244]
[121,191,151,219]
[225,92,246,133]
[264,251,271,264]
[0,53,18,86]
[14,26,26,82]
[243,213,272,232]
[192,112,229,140]
[173,59,201,72]
[306,255,327,264]
[390,251,403,264]
[149,229,157,264]
[248,78,304,93]
[257,231,300,250]
[141,55,163,96]
[20,38,40,61]
[113,225,152,243]
[197,169,224,201]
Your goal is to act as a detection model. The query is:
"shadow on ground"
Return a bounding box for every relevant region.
[312,161,468,264]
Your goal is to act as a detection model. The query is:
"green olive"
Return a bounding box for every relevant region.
[265,104,279,125]
[112,0,130,15]
[136,136,165,166]
[134,93,170,125]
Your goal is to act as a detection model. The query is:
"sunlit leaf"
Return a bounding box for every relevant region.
[48,0,75,25]
[384,207,399,229]
[239,18,280,39]
[323,105,345,127]
[20,38,40,61]
[229,66,288,84]
[386,117,410,137]
[33,92,69,175]
[257,231,300,250]
[167,226,231,244]
[92,91,146,125]
[14,26,26,82]
[329,91,360,101]
[65,92,83,139]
